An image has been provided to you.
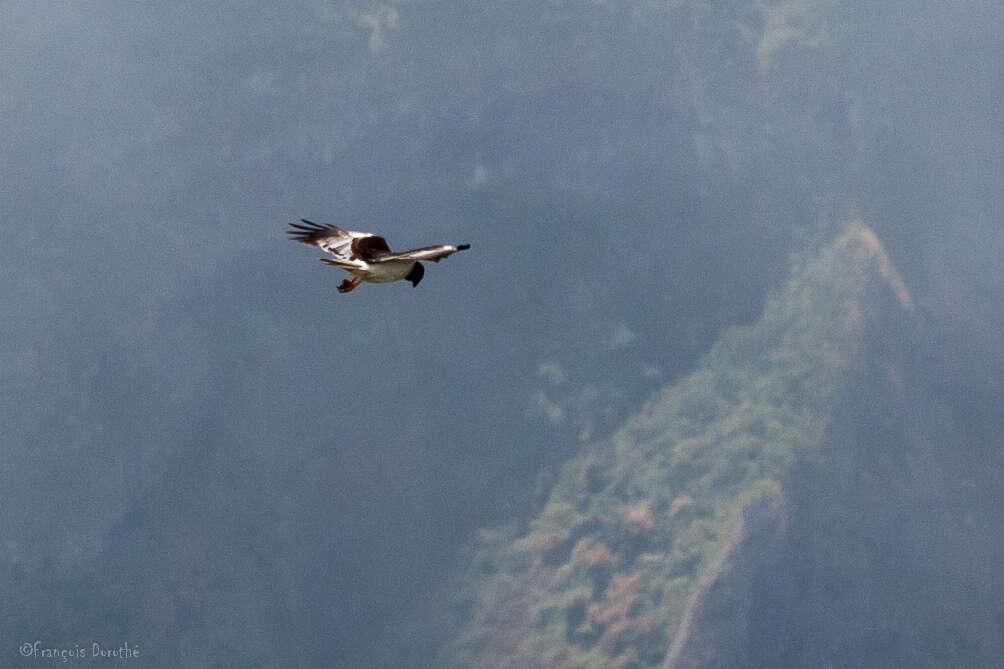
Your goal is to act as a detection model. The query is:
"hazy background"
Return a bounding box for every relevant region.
[2,1,1002,667]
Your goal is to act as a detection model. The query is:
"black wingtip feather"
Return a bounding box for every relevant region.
[294,219,336,231]
[458,243,471,250]
[288,219,342,244]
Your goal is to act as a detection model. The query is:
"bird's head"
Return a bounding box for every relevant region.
[407,262,424,287]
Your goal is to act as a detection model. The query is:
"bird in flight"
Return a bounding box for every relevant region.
[287,220,470,293]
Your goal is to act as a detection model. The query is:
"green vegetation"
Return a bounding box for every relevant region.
[441,223,910,668]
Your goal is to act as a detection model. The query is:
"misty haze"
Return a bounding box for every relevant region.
[3,2,1002,668]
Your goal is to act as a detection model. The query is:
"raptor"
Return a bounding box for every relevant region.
[287,219,470,293]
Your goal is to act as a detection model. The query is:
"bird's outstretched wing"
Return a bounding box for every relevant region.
[375,244,471,263]
[287,220,391,260]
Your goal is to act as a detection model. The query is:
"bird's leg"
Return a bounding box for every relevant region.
[337,276,361,293]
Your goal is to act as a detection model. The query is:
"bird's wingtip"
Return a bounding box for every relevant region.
[457,243,471,251]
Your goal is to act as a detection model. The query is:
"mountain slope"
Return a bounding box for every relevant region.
[440,223,918,668]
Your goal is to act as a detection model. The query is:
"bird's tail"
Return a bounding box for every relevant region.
[318,257,362,269]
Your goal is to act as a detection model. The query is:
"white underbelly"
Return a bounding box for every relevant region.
[352,260,414,283]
